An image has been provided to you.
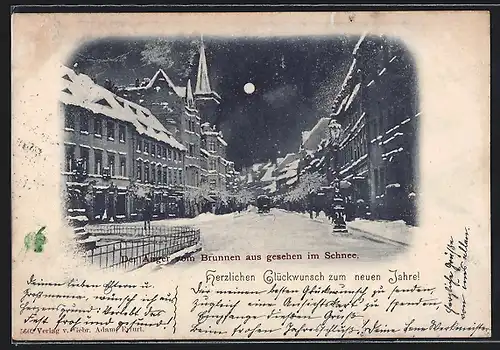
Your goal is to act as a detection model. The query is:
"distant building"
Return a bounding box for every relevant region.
[225,161,241,194]
[241,156,303,197]
[274,153,300,193]
[60,64,187,223]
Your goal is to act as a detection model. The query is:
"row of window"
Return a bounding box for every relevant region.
[340,128,368,167]
[136,139,182,161]
[65,113,127,143]
[64,145,237,189]
[65,145,127,177]
[135,161,183,186]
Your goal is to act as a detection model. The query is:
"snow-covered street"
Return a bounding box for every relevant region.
[119,206,407,264]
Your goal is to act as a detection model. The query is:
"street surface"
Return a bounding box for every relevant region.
[128,207,406,265]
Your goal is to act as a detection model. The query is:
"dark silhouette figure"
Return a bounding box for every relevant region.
[143,198,153,233]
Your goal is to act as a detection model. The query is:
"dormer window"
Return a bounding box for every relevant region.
[129,105,137,114]
[142,111,149,117]
[114,97,125,107]
[62,88,72,95]
[95,98,112,108]
[62,74,73,82]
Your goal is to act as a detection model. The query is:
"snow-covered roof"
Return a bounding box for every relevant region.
[276,153,299,173]
[217,136,228,147]
[352,32,367,55]
[301,117,331,151]
[124,68,186,97]
[203,131,218,137]
[59,64,186,151]
[344,83,361,111]
[252,163,264,172]
[260,163,276,183]
[200,148,210,157]
[286,176,298,186]
[333,58,356,106]
[277,159,300,180]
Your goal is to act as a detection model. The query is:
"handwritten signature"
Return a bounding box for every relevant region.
[443,227,469,319]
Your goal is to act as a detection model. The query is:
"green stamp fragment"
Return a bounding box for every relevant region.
[24,226,47,253]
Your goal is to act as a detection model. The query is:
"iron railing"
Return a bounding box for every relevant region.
[83,225,200,270]
[85,224,195,237]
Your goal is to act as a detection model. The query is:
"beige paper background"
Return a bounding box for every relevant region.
[11,11,490,340]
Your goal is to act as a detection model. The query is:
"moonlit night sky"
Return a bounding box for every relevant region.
[67,35,413,170]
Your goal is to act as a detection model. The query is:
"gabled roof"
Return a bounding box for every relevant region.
[124,68,186,97]
[59,64,186,151]
[276,153,299,173]
[260,163,276,183]
[277,159,300,180]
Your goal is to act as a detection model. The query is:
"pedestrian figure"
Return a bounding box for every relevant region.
[143,198,153,233]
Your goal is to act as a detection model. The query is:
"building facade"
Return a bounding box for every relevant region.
[60,64,187,224]
[200,122,228,193]
[330,34,419,222]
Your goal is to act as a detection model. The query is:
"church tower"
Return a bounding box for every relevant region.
[194,36,221,125]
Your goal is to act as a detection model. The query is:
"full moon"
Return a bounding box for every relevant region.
[244,82,255,94]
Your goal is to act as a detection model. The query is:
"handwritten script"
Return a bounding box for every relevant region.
[18,274,178,336]
[14,255,489,339]
[186,267,487,338]
[443,227,469,320]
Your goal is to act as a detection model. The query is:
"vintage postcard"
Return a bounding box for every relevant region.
[11,11,490,340]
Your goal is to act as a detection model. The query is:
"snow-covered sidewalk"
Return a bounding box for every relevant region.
[347,219,415,246]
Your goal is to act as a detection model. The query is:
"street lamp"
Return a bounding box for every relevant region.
[328,117,348,234]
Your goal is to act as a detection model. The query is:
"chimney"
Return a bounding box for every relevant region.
[73,62,81,75]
